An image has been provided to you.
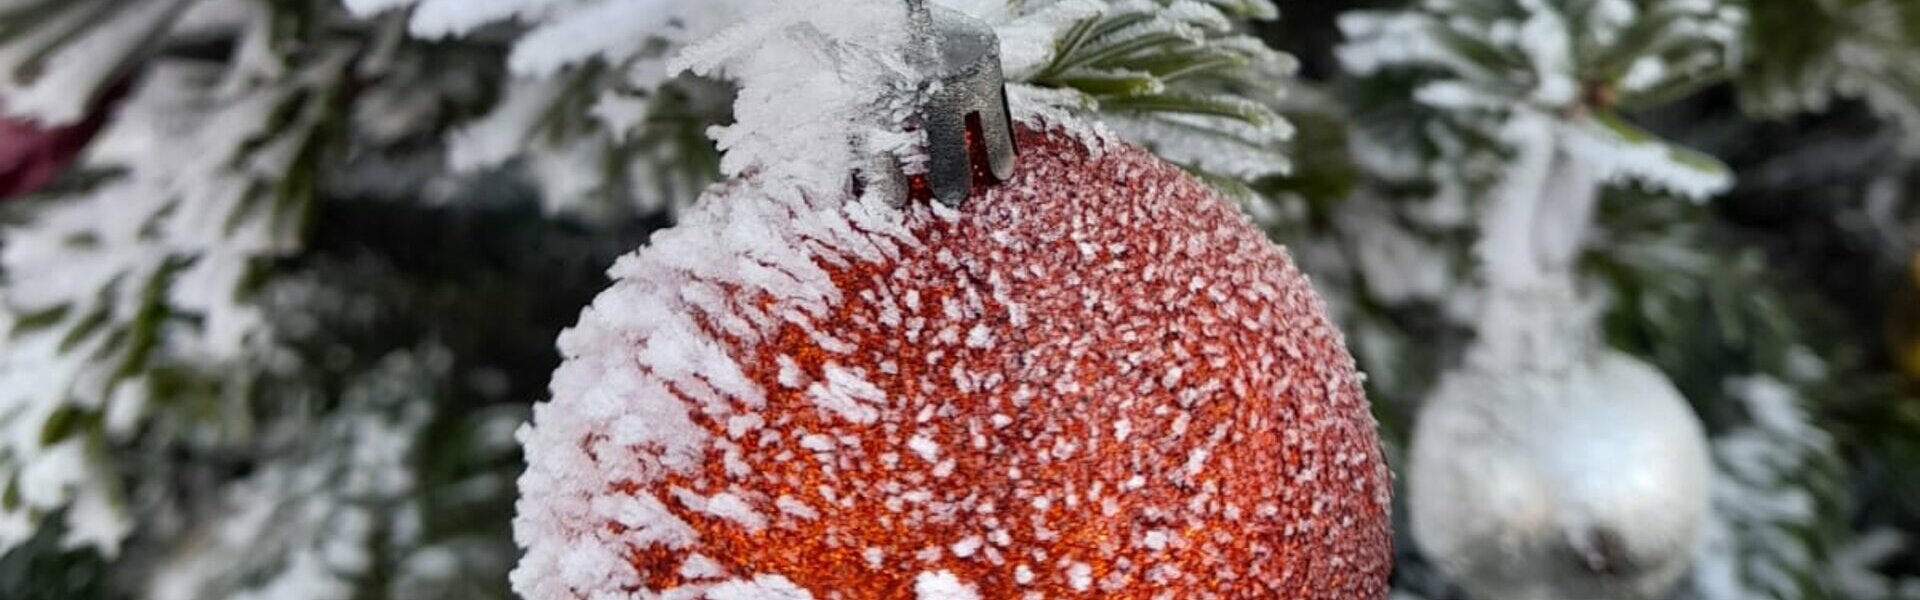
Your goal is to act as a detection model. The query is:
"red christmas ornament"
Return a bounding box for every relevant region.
[514,124,1392,599]
[0,92,115,200]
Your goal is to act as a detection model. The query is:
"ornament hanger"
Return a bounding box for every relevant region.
[905,0,1018,206]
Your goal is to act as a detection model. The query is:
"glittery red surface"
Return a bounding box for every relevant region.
[551,126,1391,598]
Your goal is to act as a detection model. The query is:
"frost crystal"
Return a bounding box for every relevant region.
[671,0,924,199]
[914,570,982,600]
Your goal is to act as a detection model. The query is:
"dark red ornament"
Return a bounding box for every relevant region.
[0,89,119,200]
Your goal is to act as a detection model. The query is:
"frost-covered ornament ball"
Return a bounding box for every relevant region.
[1408,286,1712,600]
[512,124,1393,599]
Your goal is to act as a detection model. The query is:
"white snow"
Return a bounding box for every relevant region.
[149,350,441,600]
[699,491,770,532]
[706,575,816,600]
[950,0,1103,78]
[508,0,683,77]
[807,364,889,424]
[914,570,982,600]
[397,0,567,38]
[1066,561,1094,591]
[509,5,929,590]
[775,496,820,520]
[1558,117,1732,201]
[1104,111,1294,180]
[1688,376,1841,600]
[671,0,926,199]
[908,434,942,463]
[949,535,983,558]
[0,0,189,125]
[447,80,563,172]
[1515,0,1579,106]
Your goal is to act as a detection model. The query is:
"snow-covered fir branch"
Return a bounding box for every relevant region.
[346,0,1299,213]
[1689,375,1848,600]
[0,0,478,561]
[1739,0,1920,147]
[1337,0,1740,292]
[148,347,443,600]
[344,0,750,217]
[1322,0,1748,378]
[0,6,356,555]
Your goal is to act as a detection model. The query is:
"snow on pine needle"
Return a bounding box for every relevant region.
[0,0,191,126]
[347,0,753,217]
[1022,0,1297,182]
[147,348,442,600]
[1338,0,1741,203]
[1689,376,1850,600]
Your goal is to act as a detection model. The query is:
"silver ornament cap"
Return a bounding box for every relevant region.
[905,0,1017,206]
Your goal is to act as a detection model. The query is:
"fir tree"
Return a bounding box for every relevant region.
[0,0,1917,598]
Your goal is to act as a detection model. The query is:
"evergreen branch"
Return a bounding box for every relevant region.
[1044,12,1156,80]
[1736,0,1920,142]
[1617,64,1734,110]
[1339,0,1740,201]
[1033,2,1286,126]
[1055,68,1165,96]
[1586,7,1691,82]
[0,2,396,560]
[1102,91,1271,123]
[1024,0,1296,189]
[0,0,188,124]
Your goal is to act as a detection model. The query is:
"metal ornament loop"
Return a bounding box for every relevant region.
[904,1,1018,207]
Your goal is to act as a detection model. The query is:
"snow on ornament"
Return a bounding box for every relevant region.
[512,3,1391,598]
[513,120,1394,598]
[1408,281,1713,600]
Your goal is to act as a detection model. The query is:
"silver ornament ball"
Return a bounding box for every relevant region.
[1409,349,1713,600]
